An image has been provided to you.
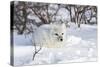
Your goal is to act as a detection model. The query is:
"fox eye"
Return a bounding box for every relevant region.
[62,33,64,35]
[55,33,58,36]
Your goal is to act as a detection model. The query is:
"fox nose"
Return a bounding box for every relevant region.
[60,38,63,41]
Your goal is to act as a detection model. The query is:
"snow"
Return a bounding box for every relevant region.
[13,23,97,66]
[56,8,70,21]
[90,17,96,23]
[27,15,41,22]
[85,10,92,20]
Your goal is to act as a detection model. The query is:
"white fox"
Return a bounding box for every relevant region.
[32,23,67,48]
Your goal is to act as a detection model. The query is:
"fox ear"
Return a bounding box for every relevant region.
[61,23,66,29]
[50,22,52,24]
[50,22,53,25]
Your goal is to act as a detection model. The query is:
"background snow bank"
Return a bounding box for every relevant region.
[13,23,97,66]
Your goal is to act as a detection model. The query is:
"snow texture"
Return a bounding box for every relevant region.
[13,23,97,66]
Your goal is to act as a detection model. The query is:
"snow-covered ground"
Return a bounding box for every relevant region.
[13,23,97,66]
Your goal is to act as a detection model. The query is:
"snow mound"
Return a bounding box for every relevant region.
[13,23,97,66]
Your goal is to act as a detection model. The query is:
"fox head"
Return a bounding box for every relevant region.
[50,23,67,42]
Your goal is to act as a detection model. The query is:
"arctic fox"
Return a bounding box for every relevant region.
[32,23,67,48]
